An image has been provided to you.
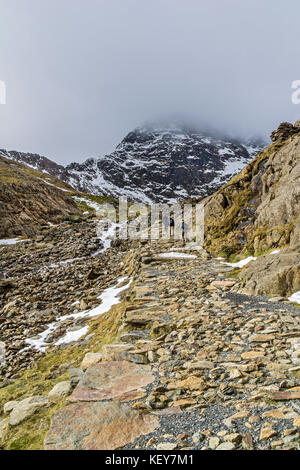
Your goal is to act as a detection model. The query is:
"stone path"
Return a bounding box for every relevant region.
[44,241,300,450]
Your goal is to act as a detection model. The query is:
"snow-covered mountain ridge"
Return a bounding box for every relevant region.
[1,126,265,203]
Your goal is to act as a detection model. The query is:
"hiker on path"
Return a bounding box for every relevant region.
[182,221,187,244]
[170,217,175,237]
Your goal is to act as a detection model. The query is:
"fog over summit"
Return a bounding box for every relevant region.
[0,0,299,163]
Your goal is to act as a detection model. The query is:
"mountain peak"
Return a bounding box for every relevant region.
[1,125,266,204]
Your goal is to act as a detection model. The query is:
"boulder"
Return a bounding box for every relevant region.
[80,353,102,370]
[9,396,48,426]
[69,368,84,387]
[101,344,133,362]
[238,248,300,297]
[3,400,18,415]
[48,381,72,402]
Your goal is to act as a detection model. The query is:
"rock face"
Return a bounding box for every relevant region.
[0,155,81,238]
[1,126,265,203]
[204,119,300,256]
[204,119,300,297]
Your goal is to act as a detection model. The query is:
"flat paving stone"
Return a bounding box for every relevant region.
[68,360,155,402]
[44,401,159,450]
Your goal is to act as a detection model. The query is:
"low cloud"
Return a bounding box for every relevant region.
[0,0,299,163]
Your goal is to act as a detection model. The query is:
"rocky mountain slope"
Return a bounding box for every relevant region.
[1,126,265,203]
[204,119,300,297]
[0,155,81,239]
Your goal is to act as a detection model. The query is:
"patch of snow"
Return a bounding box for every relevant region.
[221,256,256,268]
[270,250,280,255]
[72,196,102,212]
[94,222,121,254]
[24,277,132,351]
[58,277,132,323]
[288,291,300,305]
[25,322,56,352]
[218,147,235,156]
[245,144,263,157]
[206,158,248,187]
[158,252,197,259]
[0,238,29,246]
[55,326,89,346]
[48,257,82,269]
[36,177,71,192]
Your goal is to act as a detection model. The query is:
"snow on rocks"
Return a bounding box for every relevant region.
[25,321,57,352]
[219,250,281,270]
[55,326,89,347]
[46,127,265,204]
[57,277,131,323]
[72,196,102,212]
[220,256,256,268]
[288,291,300,305]
[25,277,131,351]
[0,238,29,246]
[157,252,197,259]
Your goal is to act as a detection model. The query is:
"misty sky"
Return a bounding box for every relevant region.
[1,0,300,164]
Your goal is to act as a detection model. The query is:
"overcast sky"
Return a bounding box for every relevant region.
[1,0,300,164]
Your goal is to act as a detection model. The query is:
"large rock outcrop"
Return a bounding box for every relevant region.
[204,119,300,257]
[204,119,300,297]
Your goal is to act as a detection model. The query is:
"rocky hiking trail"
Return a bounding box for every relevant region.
[40,241,300,450]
